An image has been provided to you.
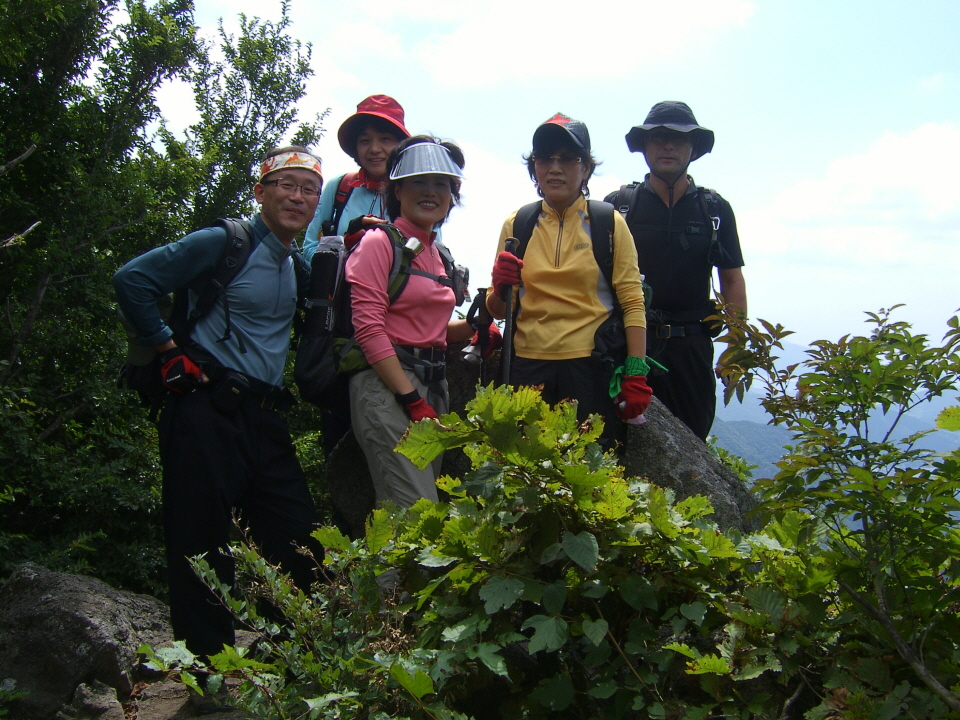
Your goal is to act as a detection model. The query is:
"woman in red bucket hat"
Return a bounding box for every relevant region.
[303,95,410,261]
[303,95,410,457]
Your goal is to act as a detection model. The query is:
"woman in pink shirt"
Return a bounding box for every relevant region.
[346,136,473,508]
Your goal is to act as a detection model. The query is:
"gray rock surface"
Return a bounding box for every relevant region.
[54,679,125,720]
[326,346,758,535]
[622,397,759,531]
[0,563,171,719]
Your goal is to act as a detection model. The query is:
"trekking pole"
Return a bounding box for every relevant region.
[500,238,518,385]
[465,288,492,385]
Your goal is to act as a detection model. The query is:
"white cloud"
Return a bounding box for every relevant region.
[413,0,755,87]
[442,142,536,289]
[737,123,960,342]
[918,72,950,94]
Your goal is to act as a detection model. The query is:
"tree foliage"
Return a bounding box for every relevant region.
[719,305,960,715]
[0,0,325,594]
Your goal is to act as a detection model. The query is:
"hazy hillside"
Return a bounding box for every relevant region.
[710,341,960,481]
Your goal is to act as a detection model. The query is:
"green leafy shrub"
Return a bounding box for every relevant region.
[149,385,844,719]
[147,306,960,718]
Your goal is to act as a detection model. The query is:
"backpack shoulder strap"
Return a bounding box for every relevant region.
[696,187,723,264]
[613,182,641,223]
[292,249,310,308]
[323,172,359,236]
[434,240,455,276]
[180,218,254,350]
[587,200,615,292]
[510,201,543,259]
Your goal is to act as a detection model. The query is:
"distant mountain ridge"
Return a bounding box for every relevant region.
[709,340,960,482]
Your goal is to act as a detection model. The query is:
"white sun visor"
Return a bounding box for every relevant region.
[389,142,464,180]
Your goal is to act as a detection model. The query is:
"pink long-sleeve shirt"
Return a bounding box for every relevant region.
[346,217,456,365]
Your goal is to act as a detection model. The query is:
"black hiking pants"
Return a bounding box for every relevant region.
[645,331,716,441]
[158,387,323,658]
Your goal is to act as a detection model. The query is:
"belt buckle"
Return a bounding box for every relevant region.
[656,325,672,339]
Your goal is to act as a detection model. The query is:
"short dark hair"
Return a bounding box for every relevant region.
[523,138,600,198]
[345,118,403,163]
[384,135,465,225]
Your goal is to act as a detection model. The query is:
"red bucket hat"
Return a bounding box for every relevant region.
[337,95,410,156]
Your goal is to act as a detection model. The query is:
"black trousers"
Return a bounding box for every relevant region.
[645,332,716,441]
[158,388,323,657]
[511,356,620,446]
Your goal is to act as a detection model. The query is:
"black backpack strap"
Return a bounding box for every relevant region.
[292,249,311,307]
[587,200,615,292]
[614,182,640,224]
[182,218,254,353]
[696,187,723,265]
[321,172,358,236]
[510,201,543,259]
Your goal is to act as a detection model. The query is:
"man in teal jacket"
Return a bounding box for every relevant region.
[114,146,324,711]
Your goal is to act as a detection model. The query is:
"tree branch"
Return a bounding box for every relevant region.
[837,579,960,711]
[2,221,40,249]
[37,398,94,442]
[1,268,51,384]
[0,144,36,178]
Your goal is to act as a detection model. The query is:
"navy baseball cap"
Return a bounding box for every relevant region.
[533,112,591,154]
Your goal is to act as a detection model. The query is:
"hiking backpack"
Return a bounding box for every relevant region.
[294,223,467,409]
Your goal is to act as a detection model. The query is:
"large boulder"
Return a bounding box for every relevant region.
[622,397,759,531]
[326,345,757,536]
[0,563,171,719]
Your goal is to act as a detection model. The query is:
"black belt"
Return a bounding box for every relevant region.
[395,345,445,363]
[205,365,294,412]
[650,323,707,339]
[242,374,295,411]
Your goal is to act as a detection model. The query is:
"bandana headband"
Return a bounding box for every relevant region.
[259,151,323,182]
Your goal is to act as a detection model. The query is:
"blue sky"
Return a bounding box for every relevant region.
[160,0,960,347]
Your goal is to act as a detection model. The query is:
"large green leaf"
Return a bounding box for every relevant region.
[582,618,608,646]
[529,674,575,711]
[521,615,569,654]
[541,582,567,615]
[936,405,960,431]
[562,530,599,572]
[478,575,525,614]
[470,643,510,678]
[365,507,395,554]
[390,663,434,699]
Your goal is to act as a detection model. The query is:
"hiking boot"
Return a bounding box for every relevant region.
[188,685,233,715]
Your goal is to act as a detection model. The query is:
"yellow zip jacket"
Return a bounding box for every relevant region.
[486,195,645,361]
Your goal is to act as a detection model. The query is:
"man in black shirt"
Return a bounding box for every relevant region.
[605,102,747,440]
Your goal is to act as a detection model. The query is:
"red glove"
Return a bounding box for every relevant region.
[395,390,439,422]
[158,348,206,393]
[615,374,652,420]
[344,215,379,249]
[471,323,503,360]
[491,252,523,297]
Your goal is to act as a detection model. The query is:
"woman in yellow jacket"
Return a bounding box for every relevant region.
[486,113,651,443]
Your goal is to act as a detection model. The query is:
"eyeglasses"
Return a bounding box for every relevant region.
[263,179,322,197]
[533,154,583,169]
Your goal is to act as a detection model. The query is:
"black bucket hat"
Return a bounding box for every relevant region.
[625,101,715,160]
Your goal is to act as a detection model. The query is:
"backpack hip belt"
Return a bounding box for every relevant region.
[394,344,446,383]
